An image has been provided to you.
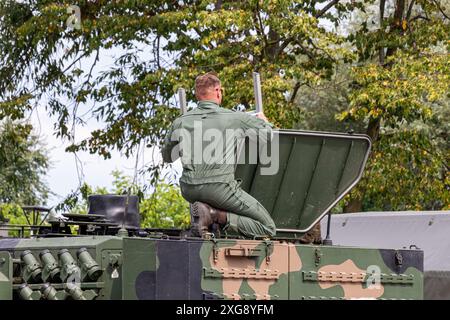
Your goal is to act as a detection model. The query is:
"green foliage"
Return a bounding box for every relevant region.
[336,0,449,212]
[341,0,450,126]
[339,51,449,126]
[140,183,190,229]
[0,119,50,233]
[60,182,109,215]
[294,63,367,133]
[350,125,449,211]
[332,93,449,212]
[0,119,50,205]
[294,1,449,212]
[0,204,28,226]
[0,204,37,237]
[0,0,356,184]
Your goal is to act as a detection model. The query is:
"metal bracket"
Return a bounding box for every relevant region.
[224,247,263,257]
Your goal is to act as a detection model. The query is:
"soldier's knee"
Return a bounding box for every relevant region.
[266,230,276,237]
[266,221,276,237]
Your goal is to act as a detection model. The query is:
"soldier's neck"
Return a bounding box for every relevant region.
[198,100,220,108]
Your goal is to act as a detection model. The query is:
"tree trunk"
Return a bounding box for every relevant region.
[386,0,406,58]
[366,118,381,141]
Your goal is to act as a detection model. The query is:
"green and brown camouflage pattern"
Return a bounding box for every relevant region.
[0,236,423,300]
[0,129,423,300]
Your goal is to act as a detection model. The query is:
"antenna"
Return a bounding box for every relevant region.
[252,72,263,113]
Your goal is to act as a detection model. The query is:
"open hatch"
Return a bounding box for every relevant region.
[235,129,371,235]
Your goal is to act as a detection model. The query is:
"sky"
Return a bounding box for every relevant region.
[30,108,182,208]
[21,37,186,208]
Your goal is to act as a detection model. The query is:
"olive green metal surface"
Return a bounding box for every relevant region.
[235,129,371,233]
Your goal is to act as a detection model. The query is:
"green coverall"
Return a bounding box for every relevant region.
[162,100,276,238]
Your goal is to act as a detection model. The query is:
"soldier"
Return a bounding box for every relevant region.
[162,72,276,238]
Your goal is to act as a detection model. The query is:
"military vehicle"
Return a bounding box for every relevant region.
[0,128,424,300]
[0,74,423,300]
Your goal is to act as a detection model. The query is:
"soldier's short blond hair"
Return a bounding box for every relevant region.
[195,72,221,98]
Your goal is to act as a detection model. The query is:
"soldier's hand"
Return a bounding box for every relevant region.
[255,112,268,122]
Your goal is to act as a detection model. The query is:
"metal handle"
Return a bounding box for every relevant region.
[225,247,263,257]
[178,88,187,114]
[252,72,263,113]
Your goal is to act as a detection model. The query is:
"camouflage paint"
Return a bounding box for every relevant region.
[0,236,123,300]
[200,240,301,300]
[0,237,423,300]
[292,245,423,300]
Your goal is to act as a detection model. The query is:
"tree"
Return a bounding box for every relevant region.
[338,0,449,211]
[140,182,190,229]
[0,0,353,185]
[0,0,447,214]
[0,119,50,205]
[294,63,367,133]
[0,119,50,229]
[292,1,449,212]
[0,204,28,229]
[297,67,449,211]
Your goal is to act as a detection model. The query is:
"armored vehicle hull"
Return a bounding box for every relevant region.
[0,236,423,300]
[0,129,424,300]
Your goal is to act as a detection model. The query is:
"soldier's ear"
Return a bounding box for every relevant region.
[215,87,220,99]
